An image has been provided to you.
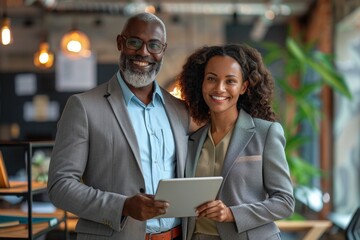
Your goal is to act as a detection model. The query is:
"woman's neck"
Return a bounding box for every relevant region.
[210,110,239,145]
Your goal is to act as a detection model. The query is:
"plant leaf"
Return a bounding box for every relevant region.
[307,59,352,99]
[298,82,323,98]
[285,135,311,153]
[286,38,307,63]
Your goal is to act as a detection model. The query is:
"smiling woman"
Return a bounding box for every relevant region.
[177,44,294,240]
[202,56,247,113]
[178,44,276,125]
[201,55,248,144]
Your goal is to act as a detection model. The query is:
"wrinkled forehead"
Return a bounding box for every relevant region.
[122,18,166,43]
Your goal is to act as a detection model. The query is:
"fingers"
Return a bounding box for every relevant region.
[196,200,217,213]
[196,200,234,222]
[123,194,169,221]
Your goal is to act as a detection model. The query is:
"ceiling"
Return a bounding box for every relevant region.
[3,0,314,22]
[0,0,315,72]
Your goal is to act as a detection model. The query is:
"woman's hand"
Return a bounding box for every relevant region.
[196,200,234,222]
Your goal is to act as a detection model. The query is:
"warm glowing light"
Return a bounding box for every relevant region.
[170,86,182,99]
[67,40,82,53]
[61,29,91,57]
[39,52,49,64]
[1,18,12,45]
[145,5,156,14]
[34,42,54,69]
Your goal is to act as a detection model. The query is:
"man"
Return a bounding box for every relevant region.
[48,12,193,240]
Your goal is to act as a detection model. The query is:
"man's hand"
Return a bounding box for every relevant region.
[196,200,234,222]
[123,194,169,221]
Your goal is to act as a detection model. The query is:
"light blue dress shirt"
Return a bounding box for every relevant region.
[116,72,180,233]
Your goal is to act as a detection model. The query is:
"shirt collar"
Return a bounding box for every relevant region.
[116,71,165,106]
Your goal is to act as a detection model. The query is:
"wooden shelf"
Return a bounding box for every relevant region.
[0,209,66,238]
[0,141,67,239]
[0,181,46,195]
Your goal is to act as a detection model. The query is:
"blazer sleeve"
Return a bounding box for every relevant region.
[231,122,295,233]
[47,95,125,232]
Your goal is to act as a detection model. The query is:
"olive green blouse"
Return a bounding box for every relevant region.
[194,126,234,236]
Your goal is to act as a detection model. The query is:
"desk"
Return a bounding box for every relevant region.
[276,220,332,240]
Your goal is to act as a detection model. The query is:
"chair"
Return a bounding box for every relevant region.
[346,207,360,240]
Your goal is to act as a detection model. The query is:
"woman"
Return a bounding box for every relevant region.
[177,44,295,240]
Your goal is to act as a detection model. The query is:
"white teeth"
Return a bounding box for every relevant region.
[133,61,149,67]
[212,96,227,100]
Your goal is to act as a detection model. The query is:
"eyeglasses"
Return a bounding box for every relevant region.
[121,35,166,54]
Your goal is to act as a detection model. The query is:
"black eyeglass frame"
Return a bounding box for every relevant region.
[121,35,167,54]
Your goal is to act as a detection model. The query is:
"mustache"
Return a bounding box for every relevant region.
[127,55,155,64]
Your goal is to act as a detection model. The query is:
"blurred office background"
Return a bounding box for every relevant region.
[0,0,359,239]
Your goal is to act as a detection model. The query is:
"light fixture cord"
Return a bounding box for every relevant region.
[1,0,4,18]
[1,0,9,23]
[2,0,7,16]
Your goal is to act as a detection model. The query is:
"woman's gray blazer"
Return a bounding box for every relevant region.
[185,109,295,240]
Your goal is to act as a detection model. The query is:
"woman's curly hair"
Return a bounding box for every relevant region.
[177,44,276,125]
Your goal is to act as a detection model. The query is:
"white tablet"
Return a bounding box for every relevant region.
[154,176,223,218]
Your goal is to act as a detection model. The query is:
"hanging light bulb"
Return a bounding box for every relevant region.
[34,41,54,69]
[1,15,12,45]
[60,28,91,57]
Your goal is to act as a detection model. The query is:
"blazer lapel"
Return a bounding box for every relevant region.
[221,109,256,179]
[186,125,210,177]
[105,75,142,171]
[161,89,188,178]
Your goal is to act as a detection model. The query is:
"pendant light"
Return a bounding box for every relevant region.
[1,0,12,46]
[60,25,91,58]
[34,35,54,69]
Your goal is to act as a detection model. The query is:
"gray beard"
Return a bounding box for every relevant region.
[122,68,156,88]
[120,55,162,88]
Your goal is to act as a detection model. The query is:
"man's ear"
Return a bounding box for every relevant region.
[116,35,122,51]
[163,43,168,53]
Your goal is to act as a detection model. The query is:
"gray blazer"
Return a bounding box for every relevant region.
[185,109,294,240]
[47,75,190,240]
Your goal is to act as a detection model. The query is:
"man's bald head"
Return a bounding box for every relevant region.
[122,12,167,42]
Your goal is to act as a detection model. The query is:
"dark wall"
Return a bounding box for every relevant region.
[225,22,287,50]
[0,64,118,141]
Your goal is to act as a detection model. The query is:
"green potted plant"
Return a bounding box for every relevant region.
[261,37,352,219]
